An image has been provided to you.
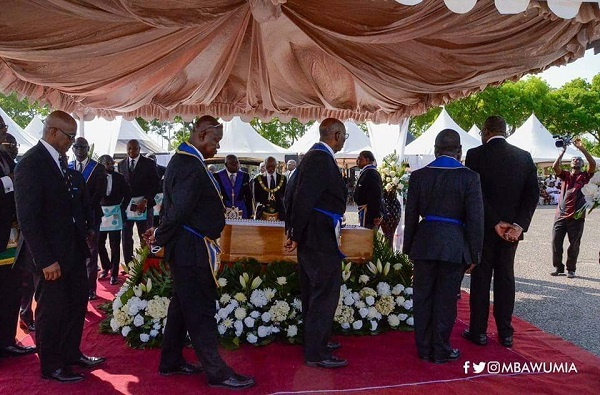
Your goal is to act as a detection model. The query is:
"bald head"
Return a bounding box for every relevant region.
[434,129,462,159]
[319,118,346,153]
[265,156,277,174]
[42,111,77,155]
[481,116,507,143]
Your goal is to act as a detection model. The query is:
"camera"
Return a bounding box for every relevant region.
[553,135,573,148]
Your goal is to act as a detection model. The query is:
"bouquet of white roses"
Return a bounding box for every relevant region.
[378,152,406,193]
[576,171,600,218]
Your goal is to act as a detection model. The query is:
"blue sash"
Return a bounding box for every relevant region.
[183,225,221,286]
[426,155,464,169]
[176,142,225,210]
[217,170,247,218]
[313,208,346,259]
[309,142,336,162]
[69,160,99,182]
[423,215,464,226]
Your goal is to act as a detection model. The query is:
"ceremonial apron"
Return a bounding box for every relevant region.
[217,171,247,219]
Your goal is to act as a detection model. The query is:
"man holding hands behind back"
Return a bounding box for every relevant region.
[403,129,483,363]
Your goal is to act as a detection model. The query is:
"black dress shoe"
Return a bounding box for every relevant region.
[326,341,341,351]
[98,270,109,279]
[306,356,348,369]
[159,362,203,376]
[500,336,513,348]
[42,368,84,383]
[462,330,487,346]
[434,349,460,364]
[0,344,37,357]
[550,269,564,276]
[19,320,36,332]
[109,277,119,285]
[418,354,433,362]
[208,373,256,389]
[72,355,106,368]
[88,291,97,301]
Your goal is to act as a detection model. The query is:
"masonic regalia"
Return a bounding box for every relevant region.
[0,221,19,266]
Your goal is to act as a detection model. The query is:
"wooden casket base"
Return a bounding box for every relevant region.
[219,219,373,263]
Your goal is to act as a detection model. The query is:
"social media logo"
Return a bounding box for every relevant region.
[463,361,470,374]
[487,361,501,374]
[473,362,486,373]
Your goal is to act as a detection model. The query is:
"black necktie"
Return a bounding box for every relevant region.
[230,173,235,185]
[129,159,135,173]
[78,162,83,173]
[269,174,273,188]
[59,155,74,198]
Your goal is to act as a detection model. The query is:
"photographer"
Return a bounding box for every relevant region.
[550,138,596,279]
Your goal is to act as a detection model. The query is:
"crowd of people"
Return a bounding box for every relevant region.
[0,111,596,389]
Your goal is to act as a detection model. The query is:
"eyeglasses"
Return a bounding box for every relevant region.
[55,127,76,141]
[72,144,89,149]
[337,131,349,140]
[1,142,19,148]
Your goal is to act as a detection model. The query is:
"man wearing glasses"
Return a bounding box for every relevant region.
[14,111,105,382]
[69,137,107,300]
[0,117,37,359]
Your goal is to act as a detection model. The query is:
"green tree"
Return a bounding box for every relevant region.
[136,117,190,150]
[0,92,50,127]
[250,118,313,148]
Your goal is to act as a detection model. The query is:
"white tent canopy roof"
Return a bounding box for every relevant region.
[507,114,584,163]
[0,106,37,156]
[367,119,410,165]
[23,114,44,140]
[404,108,480,169]
[216,117,290,162]
[289,121,372,159]
[467,124,481,140]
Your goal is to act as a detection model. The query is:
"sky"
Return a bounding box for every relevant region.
[530,49,600,88]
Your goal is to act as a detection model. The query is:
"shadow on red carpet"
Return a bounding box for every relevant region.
[2,283,598,394]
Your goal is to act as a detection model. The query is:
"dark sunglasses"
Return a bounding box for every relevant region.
[1,142,19,148]
[73,144,89,149]
[0,124,7,130]
[55,127,76,141]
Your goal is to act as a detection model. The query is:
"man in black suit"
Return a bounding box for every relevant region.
[354,150,383,229]
[145,116,255,390]
[14,111,105,382]
[0,118,37,358]
[70,137,107,300]
[253,156,286,220]
[403,129,484,363]
[215,154,253,219]
[97,155,131,285]
[285,118,348,369]
[118,139,160,266]
[463,116,539,348]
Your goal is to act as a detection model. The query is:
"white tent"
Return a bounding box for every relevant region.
[24,114,44,139]
[289,121,372,159]
[507,114,584,163]
[0,106,38,156]
[467,125,481,140]
[367,119,410,165]
[404,108,480,170]
[216,117,290,162]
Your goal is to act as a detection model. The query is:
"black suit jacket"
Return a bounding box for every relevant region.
[70,159,107,225]
[353,167,383,228]
[465,138,539,238]
[100,171,131,213]
[0,150,16,252]
[253,172,287,219]
[215,170,253,218]
[155,153,225,265]
[14,142,92,272]
[402,159,484,265]
[287,149,347,253]
[117,155,160,208]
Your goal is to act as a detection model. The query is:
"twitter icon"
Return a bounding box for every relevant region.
[473,362,486,373]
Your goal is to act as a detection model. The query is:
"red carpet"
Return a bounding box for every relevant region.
[2,283,599,394]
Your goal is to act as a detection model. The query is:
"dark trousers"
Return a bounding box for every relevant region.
[0,265,23,347]
[297,245,342,362]
[552,217,585,272]
[98,230,121,277]
[160,249,233,382]
[34,258,88,374]
[469,234,518,338]
[20,270,35,325]
[413,260,464,360]
[85,222,101,294]
[122,216,152,265]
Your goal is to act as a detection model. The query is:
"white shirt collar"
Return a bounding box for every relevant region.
[226,169,237,178]
[319,141,335,157]
[78,157,90,167]
[40,138,61,171]
[486,135,506,143]
[129,154,141,163]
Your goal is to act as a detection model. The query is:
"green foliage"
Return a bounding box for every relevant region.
[0,92,50,127]
[136,117,190,150]
[250,117,313,148]
[410,74,600,145]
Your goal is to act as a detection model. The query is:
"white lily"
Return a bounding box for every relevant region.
[146,278,152,293]
[383,262,390,276]
[376,259,383,273]
[251,277,262,290]
[367,261,377,275]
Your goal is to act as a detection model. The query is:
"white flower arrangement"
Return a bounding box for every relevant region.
[577,171,600,218]
[378,152,407,194]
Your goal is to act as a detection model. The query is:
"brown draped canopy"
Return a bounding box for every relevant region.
[0,0,599,122]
